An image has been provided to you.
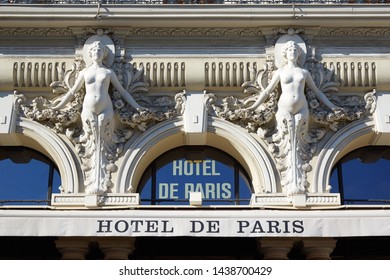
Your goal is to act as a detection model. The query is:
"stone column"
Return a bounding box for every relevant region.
[257,238,296,260]
[55,237,90,260]
[302,238,337,260]
[98,237,136,260]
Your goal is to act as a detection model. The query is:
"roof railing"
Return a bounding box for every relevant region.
[1,0,389,4]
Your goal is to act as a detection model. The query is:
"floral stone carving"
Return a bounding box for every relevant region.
[18,33,184,195]
[206,34,376,196]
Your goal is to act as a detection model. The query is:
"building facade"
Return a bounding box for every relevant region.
[1,1,390,259]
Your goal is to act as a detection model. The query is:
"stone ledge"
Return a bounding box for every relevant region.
[250,193,341,208]
[51,193,140,208]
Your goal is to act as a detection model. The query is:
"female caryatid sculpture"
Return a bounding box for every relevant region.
[52,40,145,195]
[247,40,340,196]
[204,33,375,197]
[18,33,184,196]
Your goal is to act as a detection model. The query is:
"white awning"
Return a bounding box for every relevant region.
[1,209,390,237]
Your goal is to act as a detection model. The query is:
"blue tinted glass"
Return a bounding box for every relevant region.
[139,147,252,205]
[329,166,340,194]
[330,146,390,204]
[342,158,390,203]
[140,176,153,205]
[52,168,61,194]
[239,171,252,205]
[0,148,60,205]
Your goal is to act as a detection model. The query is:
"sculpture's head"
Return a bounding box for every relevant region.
[281,41,303,63]
[88,41,109,60]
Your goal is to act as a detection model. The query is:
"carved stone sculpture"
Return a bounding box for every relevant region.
[207,33,376,196]
[249,40,342,195]
[50,40,146,195]
[18,32,183,196]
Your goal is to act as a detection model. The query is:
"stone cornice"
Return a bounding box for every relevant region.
[127,27,262,38]
[317,27,390,39]
[0,27,74,38]
[3,26,390,40]
[1,5,390,28]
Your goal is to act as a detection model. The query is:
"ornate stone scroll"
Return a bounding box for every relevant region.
[18,30,184,196]
[207,32,376,197]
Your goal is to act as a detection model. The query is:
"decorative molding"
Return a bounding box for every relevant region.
[133,61,186,88]
[51,193,139,208]
[12,59,187,89]
[270,27,308,45]
[0,28,74,38]
[13,61,69,88]
[251,193,340,207]
[0,27,263,39]
[205,61,258,88]
[127,27,262,38]
[322,61,376,88]
[317,28,390,39]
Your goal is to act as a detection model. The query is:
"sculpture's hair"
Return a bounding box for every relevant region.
[88,41,109,59]
[281,40,302,61]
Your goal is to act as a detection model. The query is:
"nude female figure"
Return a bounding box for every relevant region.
[248,40,340,195]
[52,40,144,194]
[248,40,338,119]
[52,40,143,123]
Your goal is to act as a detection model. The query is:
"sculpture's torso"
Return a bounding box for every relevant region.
[83,66,113,116]
[278,66,308,115]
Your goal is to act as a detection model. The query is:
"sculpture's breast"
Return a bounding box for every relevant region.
[280,69,305,85]
[85,69,110,85]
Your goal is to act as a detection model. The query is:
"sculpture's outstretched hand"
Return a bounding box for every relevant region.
[246,69,280,111]
[50,91,74,110]
[246,90,270,111]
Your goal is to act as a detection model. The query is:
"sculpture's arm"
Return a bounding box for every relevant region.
[52,70,85,110]
[305,72,340,111]
[247,69,281,111]
[110,70,144,110]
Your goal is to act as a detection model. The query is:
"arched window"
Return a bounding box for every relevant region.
[330,146,390,205]
[139,146,253,206]
[0,147,61,206]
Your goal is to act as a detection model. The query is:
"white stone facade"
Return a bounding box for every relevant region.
[0,4,390,246]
